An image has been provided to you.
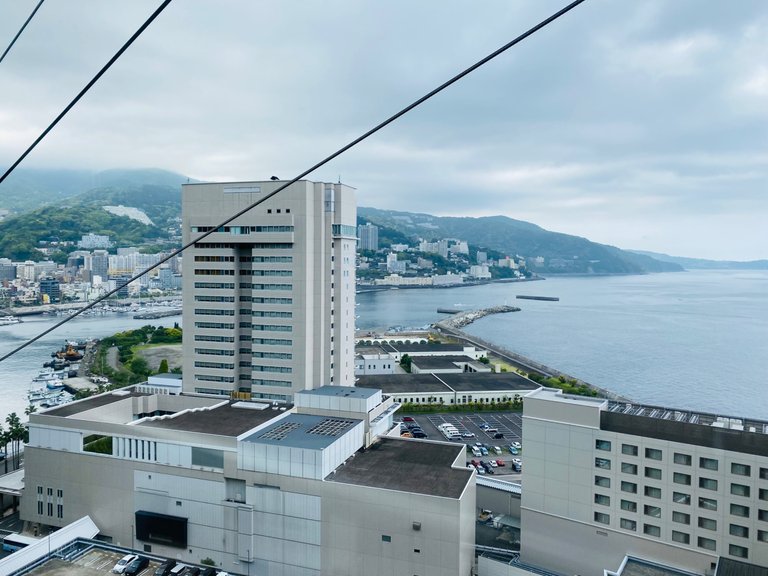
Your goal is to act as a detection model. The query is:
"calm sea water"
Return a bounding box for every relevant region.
[356,270,768,420]
[0,314,182,426]
[1,270,765,426]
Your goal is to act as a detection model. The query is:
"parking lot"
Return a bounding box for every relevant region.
[398,411,524,477]
[25,548,201,576]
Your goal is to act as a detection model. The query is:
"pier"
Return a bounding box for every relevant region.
[516,295,559,301]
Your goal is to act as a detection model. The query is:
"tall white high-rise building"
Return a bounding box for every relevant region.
[182,180,357,402]
[357,222,379,251]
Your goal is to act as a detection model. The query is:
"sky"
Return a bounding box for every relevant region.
[0,1,766,260]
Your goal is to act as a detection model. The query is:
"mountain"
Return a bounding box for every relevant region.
[0,168,190,215]
[631,251,768,270]
[0,173,186,261]
[358,207,682,274]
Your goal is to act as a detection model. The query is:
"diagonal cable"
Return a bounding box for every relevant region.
[0,0,45,65]
[0,0,587,364]
[0,0,173,185]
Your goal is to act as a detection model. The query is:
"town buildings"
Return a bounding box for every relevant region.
[181,180,357,402]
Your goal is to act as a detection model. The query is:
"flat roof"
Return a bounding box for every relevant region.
[620,558,702,576]
[356,374,451,394]
[297,385,379,399]
[382,342,470,353]
[327,437,473,498]
[716,558,768,576]
[241,413,361,449]
[356,372,539,394]
[140,401,290,437]
[410,355,478,369]
[41,390,150,417]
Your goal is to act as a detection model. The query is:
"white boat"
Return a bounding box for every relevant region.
[31,368,65,389]
[0,315,22,326]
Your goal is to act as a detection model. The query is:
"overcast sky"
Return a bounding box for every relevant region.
[1,1,766,260]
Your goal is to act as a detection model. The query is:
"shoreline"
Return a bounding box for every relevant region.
[433,308,632,403]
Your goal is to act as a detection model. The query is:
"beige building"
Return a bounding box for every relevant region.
[21,386,475,576]
[519,388,768,575]
[182,180,357,402]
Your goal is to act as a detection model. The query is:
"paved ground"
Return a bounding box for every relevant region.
[135,344,183,372]
[27,550,161,576]
[397,411,525,477]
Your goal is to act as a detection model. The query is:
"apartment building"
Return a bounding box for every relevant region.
[182,180,357,402]
[520,388,768,575]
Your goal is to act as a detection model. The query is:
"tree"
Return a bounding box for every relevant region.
[399,354,412,373]
[5,413,24,470]
[158,359,169,373]
[0,426,10,474]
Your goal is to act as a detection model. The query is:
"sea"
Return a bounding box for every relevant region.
[355,270,768,420]
[0,269,765,426]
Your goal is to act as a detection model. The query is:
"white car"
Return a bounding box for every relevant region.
[112,554,138,574]
[489,460,498,467]
[512,458,522,466]
[512,441,522,450]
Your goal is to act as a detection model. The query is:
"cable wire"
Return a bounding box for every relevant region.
[0,0,173,185]
[0,0,45,65]
[0,0,587,364]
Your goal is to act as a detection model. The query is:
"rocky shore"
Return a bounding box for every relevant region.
[434,304,520,330]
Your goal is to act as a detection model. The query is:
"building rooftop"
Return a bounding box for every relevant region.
[241,413,362,449]
[356,372,539,394]
[619,557,702,576]
[41,390,150,418]
[327,437,473,498]
[716,558,768,576]
[297,385,380,400]
[381,342,471,353]
[140,401,290,437]
[410,355,478,370]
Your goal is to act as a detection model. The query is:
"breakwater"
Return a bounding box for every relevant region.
[435,305,520,330]
[516,295,559,301]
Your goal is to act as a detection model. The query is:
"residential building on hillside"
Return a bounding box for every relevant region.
[182,180,357,402]
[519,388,768,575]
[357,222,379,251]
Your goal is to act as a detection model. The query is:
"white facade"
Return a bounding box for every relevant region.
[182,180,357,402]
[520,388,768,575]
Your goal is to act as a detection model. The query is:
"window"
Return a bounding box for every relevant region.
[595,458,611,470]
[622,444,638,456]
[760,468,768,480]
[381,535,391,542]
[645,448,662,460]
[644,505,662,518]
[674,453,692,466]
[699,497,718,511]
[645,467,662,480]
[761,489,768,501]
[699,477,718,491]
[37,501,43,514]
[759,509,768,521]
[620,518,637,531]
[621,462,637,475]
[731,463,751,476]
[698,537,716,551]
[643,524,661,537]
[759,530,768,542]
[644,486,661,499]
[731,503,750,518]
[672,511,690,524]
[594,494,610,506]
[698,517,717,531]
[621,500,637,512]
[673,492,691,505]
[729,544,748,559]
[731,483,750,497]
[672,531,690,544]
[700,457,718,471]
[621,481,637,494]
[595,476,611,488]
[594,512,610,525]
[673,472,691,485]
[595,439,611,451]
[729,524,749,538]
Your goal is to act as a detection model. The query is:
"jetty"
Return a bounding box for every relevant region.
[133,308,182,320]
[435,304,520,330]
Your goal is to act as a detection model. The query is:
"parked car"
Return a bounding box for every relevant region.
[412,431,427,438]
[480,447,488,456]
[181,567,201,576]
[124,557,150,576]
[154,560,176,576]
[511,441,522,450]
[113,554,139,574]
[199,569,218,576]
[476,465,486,474]
[489,460,498,468]
[493,433,504,439]
[508,446,519,455]
[496,459,505,467]
[462,432,475,438]
[402,416,415,422]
